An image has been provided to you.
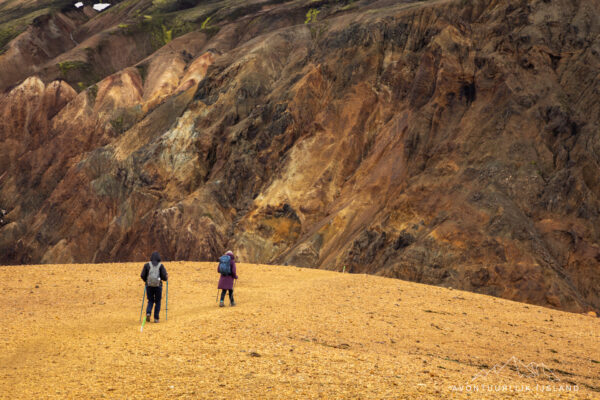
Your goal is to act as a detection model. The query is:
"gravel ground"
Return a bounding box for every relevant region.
[1,261,598,399]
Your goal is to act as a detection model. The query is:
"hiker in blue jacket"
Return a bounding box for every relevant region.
[140,251,168,322]
[218,250,238,307]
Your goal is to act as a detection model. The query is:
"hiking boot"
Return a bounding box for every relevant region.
[154,319,159,323]
[146,315,150,322]
[219,301,224,307]
[230,301,236,307]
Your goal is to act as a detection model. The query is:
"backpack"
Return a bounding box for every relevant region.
[218,255,232,276]
[147,262,162,287]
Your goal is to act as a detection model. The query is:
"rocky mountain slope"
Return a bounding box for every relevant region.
[2,262,598,399]
[1,0,599,313]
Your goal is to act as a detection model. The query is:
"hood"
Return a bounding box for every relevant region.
[150,251,161,265]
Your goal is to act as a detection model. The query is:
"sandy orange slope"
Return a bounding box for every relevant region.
[1,262,598,399]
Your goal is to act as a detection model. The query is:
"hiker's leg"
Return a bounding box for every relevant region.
[228,289,234,304]
[146,286,154,316]
[154,286,162,320]
[219,289,227,307]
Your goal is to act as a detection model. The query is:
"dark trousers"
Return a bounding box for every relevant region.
[220,289,234,303]
[146,286,162,319]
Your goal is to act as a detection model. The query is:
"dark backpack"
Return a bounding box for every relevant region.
[218,255,232,276]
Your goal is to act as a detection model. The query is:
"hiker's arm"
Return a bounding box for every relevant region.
[160,265,168,281]
[140,264,148,282]
[231,259,238,279]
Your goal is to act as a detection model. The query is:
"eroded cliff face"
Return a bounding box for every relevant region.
[1,0,599,312]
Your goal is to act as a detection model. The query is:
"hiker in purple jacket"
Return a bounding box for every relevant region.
[218,250,238,307]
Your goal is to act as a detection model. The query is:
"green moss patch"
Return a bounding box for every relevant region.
[56,60,99,92]
[58,60,88,75]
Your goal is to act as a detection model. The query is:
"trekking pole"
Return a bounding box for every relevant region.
[166,280,169,321]
[139,286,146,322]
[216,289,219,303]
